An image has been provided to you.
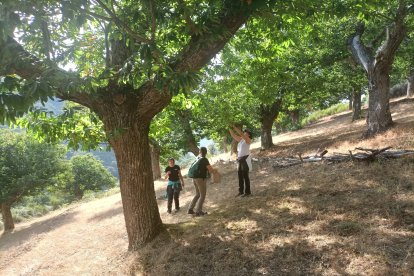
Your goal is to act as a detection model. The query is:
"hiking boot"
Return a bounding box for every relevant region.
[235,193,243,197]
[195,211,207,216]
[241,193,251,197]
[167,210,172,214]
[187,209,195,214]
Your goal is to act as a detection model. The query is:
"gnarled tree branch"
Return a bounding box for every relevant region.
[92,0,151,44]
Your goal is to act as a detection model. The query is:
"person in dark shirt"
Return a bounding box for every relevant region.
[164,158,185,214]
[187,147,217,216]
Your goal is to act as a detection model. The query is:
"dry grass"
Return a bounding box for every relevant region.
[1,97,414,275]
[133,97,414,275]
[133,158,414,276]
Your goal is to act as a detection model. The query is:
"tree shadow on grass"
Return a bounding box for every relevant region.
[136,207,353,275]
[87,205,124,222]
[135,159,414,275]
[0,209,79,251]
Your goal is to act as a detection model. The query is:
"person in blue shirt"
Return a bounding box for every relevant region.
[164,158,185,214]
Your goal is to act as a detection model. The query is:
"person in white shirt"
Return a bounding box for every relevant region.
[229,125,252,197]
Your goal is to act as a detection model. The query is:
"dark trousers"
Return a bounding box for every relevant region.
[167,185,180,211]
[238,159,251,195]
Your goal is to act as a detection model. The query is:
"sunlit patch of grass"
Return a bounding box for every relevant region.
[302,103,349,126]
[305,234,338,248]
[226,219,260,234]
[277,199,307,215]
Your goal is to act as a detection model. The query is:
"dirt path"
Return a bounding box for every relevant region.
[0,155,247,275]
[0,194,128,275]
[1,97,413,275]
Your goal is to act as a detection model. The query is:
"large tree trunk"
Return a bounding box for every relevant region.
[1,203,14,232]
[407,73,414,98]
[150,143,161,180]
[352,88,362,121]
[102,112,163,250]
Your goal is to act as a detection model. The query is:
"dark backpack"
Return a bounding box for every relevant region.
[187,157,203,178]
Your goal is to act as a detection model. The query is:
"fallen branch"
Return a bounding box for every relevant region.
[269,147,414,168]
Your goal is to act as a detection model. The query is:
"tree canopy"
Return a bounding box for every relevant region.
[0,129,66,231]
[67,153,117,199]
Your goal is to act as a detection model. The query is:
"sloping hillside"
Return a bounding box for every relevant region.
[1,97,414,275]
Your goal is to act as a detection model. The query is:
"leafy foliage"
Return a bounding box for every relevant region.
[0,129,66,206]
[66,153,117,199]
[16,102,107,151]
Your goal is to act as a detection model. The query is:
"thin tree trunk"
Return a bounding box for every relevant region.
[74,185,84,200]
[259,100,282,150]
[175,110,199,156]
[230,139,238,156]
[407,74,414,98]
[352,89,362,121]
[290,110,300,125]
[348,93,353,110]
[222,136,228,153]
[1,203,14,232]
[150,144,161,180]
[104,114,163,250]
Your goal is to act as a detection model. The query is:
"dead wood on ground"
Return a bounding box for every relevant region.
[265,147,414,168]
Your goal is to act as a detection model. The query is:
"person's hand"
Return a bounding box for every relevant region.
[181,181,185,187]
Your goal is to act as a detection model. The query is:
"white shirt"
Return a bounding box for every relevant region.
[237,139,250,158]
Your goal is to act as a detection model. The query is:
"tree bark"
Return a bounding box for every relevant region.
[260,100,282,150]
[222,136,228,153]
[290,109,300,125]
[230,139,238,156]
[1,203,14,232]
[102,111,163,250]
[352,88,362,121]
[261,117,274,150]
[150,143,161,180]
[365,67,393,135]
[74,185,84,200]
[407,73,414,98]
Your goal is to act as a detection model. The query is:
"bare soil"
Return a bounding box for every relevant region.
[1,97,414,275]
